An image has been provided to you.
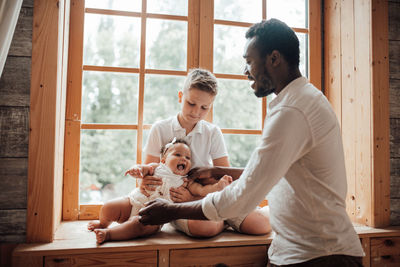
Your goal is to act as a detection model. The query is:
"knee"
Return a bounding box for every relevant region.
[240,211,271,235]
[187,220,224,237]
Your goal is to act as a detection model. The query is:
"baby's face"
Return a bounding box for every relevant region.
[163,143,192,176]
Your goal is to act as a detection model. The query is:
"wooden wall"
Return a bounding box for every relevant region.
[0,0,399,245]
[389,0,400,225]
[0,0,33,243]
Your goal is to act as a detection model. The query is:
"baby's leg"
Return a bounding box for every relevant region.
[88,197,132,231]
[239,206,271,235]
[94,216,160,244]
[187,220,225,237]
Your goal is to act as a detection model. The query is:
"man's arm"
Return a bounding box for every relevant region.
[139,199,207,225]
[188,166,244,181]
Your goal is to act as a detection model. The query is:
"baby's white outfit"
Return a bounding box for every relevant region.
[127,164,185,218]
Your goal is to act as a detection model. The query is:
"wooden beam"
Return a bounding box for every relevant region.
[27,0,69,242]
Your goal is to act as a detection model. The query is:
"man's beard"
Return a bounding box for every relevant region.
[254,75,275,98]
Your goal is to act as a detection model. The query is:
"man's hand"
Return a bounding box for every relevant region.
[139,175,163,197]
[139,199,177,225]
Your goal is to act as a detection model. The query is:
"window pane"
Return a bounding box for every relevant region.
[214,79,262,129]
[214,0,262,23]
[214,25,248,75]
[143,74,185,124]
[224,134,260,167]
[147,0,187,16]
[83,14,141,68]
[146,19,187,71]
[267,0,306,28]
[80,130,137,204]
[82,71,139,124]
[85,0,141,12]
[297,33,308,77]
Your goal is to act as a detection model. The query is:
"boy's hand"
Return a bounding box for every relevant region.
[170,184,196,203]
[125,165,155,178]
[140,175,163,197]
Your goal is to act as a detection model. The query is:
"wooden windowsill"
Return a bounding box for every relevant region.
[13,221,400,257]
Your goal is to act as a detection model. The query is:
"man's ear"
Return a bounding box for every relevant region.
[270,50,281,67]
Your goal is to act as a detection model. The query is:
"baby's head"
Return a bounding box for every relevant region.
[178,69,218,124]
[160,138,192,176]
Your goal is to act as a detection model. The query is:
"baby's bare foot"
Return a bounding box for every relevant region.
[216,175,233,190]
[87,220,102,231]
[94,229,110,244]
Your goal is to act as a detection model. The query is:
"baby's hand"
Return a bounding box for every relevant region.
[125,165,154,178]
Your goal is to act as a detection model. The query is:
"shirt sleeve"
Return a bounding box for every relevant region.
[210,126,228,160]
[144,123,163,158]
[202,107,313,221]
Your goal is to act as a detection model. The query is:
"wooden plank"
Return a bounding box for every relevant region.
[340,0,357,222]
[78,205,101,220]
[199,0,213,123]
[46,251,157,266]
[1,244,19,267]
[371,237,400,266]
[170,246,267,266]
[0,56,31,106]
[12,255,43,267]
[389,40,400,80]
[391,199,400,225]
[371,0,391,227]
[187,0,200,69]
[0,107,29,157]
[390,158,400,198]
[8,7,33,57]
[158,249,169,267]
[390,79,400,118]
[22,0,34,8]
[0,158,28,209]
[0,210,26,243]
[391,119,400,157]
[27,0,68,243]
[309,0,322,90]
[354,0,372,226]
[62,121,80,221]
[65,0,84,121]
[361,237,371,267]
[388,1,400,41]
[324,0,342,124]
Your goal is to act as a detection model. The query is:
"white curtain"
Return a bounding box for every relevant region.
[0,0,23,78]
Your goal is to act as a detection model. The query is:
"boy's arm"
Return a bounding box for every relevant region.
[125,163,160,178]
[188,166,244,181]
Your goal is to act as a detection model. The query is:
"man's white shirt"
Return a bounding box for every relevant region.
[202,77,364,265]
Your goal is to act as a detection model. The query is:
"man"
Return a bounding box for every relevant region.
[139,19,365,266]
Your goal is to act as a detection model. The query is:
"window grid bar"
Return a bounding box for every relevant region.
[85,8,188,22]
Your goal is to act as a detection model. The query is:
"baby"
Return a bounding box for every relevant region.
[87,138,232,244]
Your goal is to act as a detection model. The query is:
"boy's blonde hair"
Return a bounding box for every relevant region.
[183,68,218,96]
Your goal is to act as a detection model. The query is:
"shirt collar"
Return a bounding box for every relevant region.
[172,114,204,135]
[269,76,308,109]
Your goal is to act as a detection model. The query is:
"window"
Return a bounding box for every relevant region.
[63,0,321,220]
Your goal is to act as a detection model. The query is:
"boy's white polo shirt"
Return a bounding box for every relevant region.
[144,115,228,168]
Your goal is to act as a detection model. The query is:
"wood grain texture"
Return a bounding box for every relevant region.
[0,158,27,209]
[390,119,400,158]
[0,56,31,106]
[0,209,26,243]
[1,244,19,267]
[22,0,34,8]
[388,1,400,41]
[8,7,33,57]
[0,107,29,157]
[45,251,157,267]
[391,199,400,225]
[370,236,400,266]
[390,79,400,118]
[389,41,400,80]
[170,246,267,267]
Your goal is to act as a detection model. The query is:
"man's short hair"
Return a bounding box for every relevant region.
[245,19,300,68]
[183,68,218,96]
